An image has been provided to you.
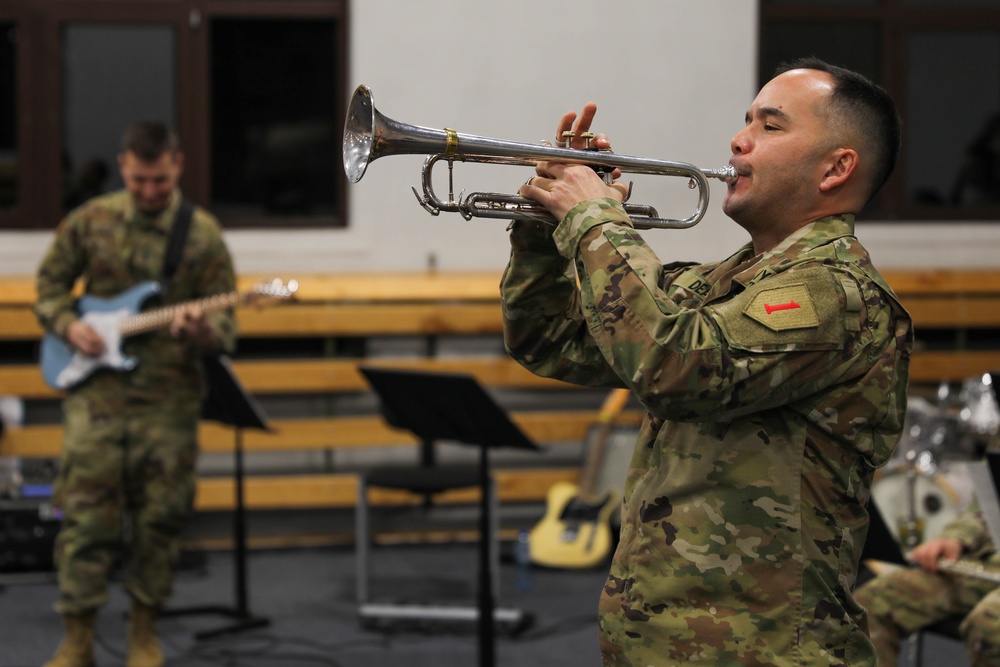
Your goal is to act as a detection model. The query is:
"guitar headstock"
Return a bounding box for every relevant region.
[247,278,299,306]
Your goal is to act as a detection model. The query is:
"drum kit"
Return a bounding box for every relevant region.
[872,373,1000,551]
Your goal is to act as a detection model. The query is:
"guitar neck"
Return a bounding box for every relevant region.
[119,290,240,337]
[578,422,614,498]
[578,388,632,499]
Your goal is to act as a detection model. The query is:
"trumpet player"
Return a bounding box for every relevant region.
[856,499,1000,665]
[501,57,913,665]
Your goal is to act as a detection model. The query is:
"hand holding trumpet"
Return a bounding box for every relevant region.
[519,103,630,222]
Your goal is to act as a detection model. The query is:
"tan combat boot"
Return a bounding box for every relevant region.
[126,601,163,667]
[42,611,96,667]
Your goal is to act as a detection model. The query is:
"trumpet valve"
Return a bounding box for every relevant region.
[580,132,595,149]
[560,130,575,147]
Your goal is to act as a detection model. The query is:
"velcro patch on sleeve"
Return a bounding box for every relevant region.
[710,266,845,350]
[744,283,817,331]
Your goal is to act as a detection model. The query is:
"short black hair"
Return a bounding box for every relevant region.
[774,57,901,204]
[120,121,179,162]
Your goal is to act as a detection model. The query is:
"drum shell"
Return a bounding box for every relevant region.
[871,464,973,546]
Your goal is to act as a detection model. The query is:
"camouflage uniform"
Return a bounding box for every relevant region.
[855,500,1000,666]
[501,199,913,666]
[35,189,237,615]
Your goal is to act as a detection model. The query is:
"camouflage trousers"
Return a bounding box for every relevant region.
[52,390,200,615]
[854,564,1000,666]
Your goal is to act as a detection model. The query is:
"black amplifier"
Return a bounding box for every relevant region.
[0,497,61,573]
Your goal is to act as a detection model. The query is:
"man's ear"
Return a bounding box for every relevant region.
[819,148,859,192]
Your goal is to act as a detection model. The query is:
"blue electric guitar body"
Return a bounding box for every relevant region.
[40,278,296,390]
[40,281,162,390]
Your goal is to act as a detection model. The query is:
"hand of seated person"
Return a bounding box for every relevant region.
[908,536,964,572]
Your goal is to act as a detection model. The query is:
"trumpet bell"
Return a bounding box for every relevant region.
[343,84,376,183]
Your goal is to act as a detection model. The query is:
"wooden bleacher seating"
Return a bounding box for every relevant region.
[0,272,640,541]
[2,269,1000,544]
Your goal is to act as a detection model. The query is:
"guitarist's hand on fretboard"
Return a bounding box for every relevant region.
[169,303,217,349]
[66,319,105,357]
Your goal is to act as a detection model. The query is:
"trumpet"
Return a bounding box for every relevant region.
[342,84,736,230]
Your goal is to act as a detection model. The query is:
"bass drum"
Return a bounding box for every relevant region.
[871,464,972,547]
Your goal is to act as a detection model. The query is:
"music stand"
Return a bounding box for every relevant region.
[161,355,271,639]
[358,367,539,667]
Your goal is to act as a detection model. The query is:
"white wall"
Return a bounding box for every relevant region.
[3,0,999,276]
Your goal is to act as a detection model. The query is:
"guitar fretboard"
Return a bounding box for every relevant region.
[119,291,240,337]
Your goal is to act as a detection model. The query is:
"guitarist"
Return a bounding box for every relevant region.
[35,121,237,667]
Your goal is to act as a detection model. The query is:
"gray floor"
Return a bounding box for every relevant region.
[0,544,968,667]
[2,543,608,667]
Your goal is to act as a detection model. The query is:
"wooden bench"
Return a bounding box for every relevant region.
[6,268,1000,383]
[2,268,1000,545]
[0,272,644,547]
[880,269,1000,384]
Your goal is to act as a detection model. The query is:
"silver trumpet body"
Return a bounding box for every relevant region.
[343,84,736,230]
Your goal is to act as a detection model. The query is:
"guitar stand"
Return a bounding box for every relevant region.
[160,355,271,640]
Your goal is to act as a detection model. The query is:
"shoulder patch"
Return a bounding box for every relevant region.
[744,283,818,331]
[710,266,845,351]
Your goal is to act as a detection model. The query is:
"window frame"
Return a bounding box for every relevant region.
[0,0,349,231]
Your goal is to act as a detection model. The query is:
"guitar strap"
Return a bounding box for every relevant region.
[160,198,194,293]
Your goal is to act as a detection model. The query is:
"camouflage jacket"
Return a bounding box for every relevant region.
[939,498,1000,567]
[501,199,913,666]
[35,189,237,404]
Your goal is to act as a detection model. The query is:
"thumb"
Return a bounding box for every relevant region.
[611,181,630,202]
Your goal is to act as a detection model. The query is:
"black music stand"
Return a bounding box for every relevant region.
[358,367,539,667]
[161,355,271,639]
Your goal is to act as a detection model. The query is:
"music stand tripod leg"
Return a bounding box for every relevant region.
[159,357,272,639]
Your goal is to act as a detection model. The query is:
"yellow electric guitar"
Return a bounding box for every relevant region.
[529,387,632,569]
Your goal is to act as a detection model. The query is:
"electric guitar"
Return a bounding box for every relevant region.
[529,387,633,569]
[40,278,297,390]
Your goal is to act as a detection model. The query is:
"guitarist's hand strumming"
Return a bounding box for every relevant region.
[66,319,105,357]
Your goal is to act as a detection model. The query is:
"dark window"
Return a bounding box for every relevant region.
[210,18,341,222]
[906,31,1000,209]
[760,1,1000,221]
[61,23,176,210]
[0,23,16,211]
